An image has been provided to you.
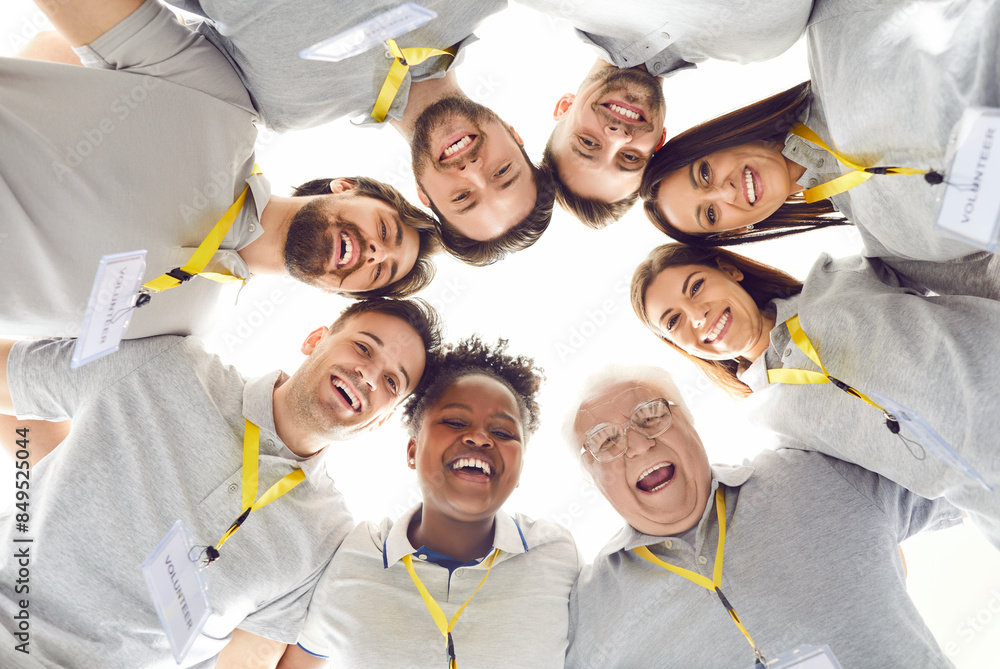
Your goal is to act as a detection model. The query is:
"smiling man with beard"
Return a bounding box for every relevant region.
[527,0,814,228]
[0,297,441,668]
[566,365,960,668]
[5,0,439,350]
[155,0,554,266]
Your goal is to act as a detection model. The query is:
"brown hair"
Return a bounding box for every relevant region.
[428,143,555,267]
[540,135,638,229]
[630,243,803,398]
[639,82,849,245]
[292,177,441,298]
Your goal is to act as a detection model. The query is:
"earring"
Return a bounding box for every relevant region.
[745,224,755,232]
[408,458,415,466]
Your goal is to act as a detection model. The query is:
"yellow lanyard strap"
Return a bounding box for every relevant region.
[370,39,455,122]
[788,123,932,202]
[142,164,263,293]
[633,488,766,665]
[402,548,501,669]
[767,315,890,412]
[206,419,305,562]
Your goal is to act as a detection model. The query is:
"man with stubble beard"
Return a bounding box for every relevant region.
[528,0,814,228]
[163,0,555,266]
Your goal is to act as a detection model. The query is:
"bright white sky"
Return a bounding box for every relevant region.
[2,1,999,665]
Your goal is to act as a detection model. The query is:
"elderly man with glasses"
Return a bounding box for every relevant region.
[564,365,960,669]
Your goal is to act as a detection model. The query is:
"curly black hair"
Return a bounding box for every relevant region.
[401,336,544,438]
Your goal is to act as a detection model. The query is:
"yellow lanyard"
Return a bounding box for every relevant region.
[788,123,936,202]
[401,548,501,668]
[370,39,455,122]
[766,315,900,432]
[633,488,766,666]
[142,164,262,296]
[205,419,306,563]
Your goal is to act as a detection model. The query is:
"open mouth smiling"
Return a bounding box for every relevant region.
[447,453,496,482]
[636,461,675,493]
[330,375,362,413]
[330,228,360,272]
[602,100,646,124]
[704,308,732,344]
[439,133,478,162]
[743,166,760,205]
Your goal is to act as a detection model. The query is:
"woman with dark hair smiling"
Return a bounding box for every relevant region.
[275,337,578,669]
[641,0,1000,299]
[630,242,1000,550]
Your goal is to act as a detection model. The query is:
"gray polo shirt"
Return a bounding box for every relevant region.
[165,0,507,131]
[0,336,353,668]
[790,0,999,267]
[0,0,266,340]
[567,448,961,669]
[738,253,1000,549]
[516,0,812,76]
[296,504,580,668]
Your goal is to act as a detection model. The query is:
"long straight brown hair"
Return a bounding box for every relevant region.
[630,243,804,398]
[640,82,849,246]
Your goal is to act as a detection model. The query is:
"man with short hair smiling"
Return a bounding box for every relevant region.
[160,0,554,266]
[0,298,442,668]
[6,0,437,345]
[527,0,813,228]
[566,365,959,668]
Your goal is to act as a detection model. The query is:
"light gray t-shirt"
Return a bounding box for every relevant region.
[297,504,580,668]
[739,253,1000,549]
[0,0,265,340]
[0,336,353,668]
[799,0,999,264]
[567,448,961,668]
[516,0,812,76]
[166,0,507,131]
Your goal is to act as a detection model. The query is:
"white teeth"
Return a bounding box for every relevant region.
[704,309,730,343]
[337,232,353,268]
[637,463,673,492]
[451,457,491,476]
[332,378,360,410]
[609,103,640,120]
[444,135,472,157]
[744,167,757,204]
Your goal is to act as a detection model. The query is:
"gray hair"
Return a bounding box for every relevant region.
[562,364,694,460]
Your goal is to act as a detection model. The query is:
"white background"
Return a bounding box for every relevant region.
[2,1,1000,664]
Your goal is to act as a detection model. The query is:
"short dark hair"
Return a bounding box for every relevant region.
[427,144,555,267]
[330,297,443,371]
[630,243,802,398]
[402,336,544,438]
[639,82,849,245]
[540,135,639,229]
[293,177,442,298]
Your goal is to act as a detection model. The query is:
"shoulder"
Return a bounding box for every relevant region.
[510,513,582,575]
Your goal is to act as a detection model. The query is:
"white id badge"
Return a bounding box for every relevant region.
[933,107,1000,250]
[141,520,211,664]
[71,250,147,368]
[300,3,437,62]
[868,390,993,491]
[758,644,842,669]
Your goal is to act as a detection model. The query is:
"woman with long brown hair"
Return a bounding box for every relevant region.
[630,241,1000,550]
[640,0,999,297]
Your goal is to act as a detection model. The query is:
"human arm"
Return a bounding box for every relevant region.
[275,643,328,669]
[0,339,15,415]
[215,629,286,669]
[33,0,144,47]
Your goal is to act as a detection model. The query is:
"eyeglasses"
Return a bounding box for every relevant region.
[580,398,676,463]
